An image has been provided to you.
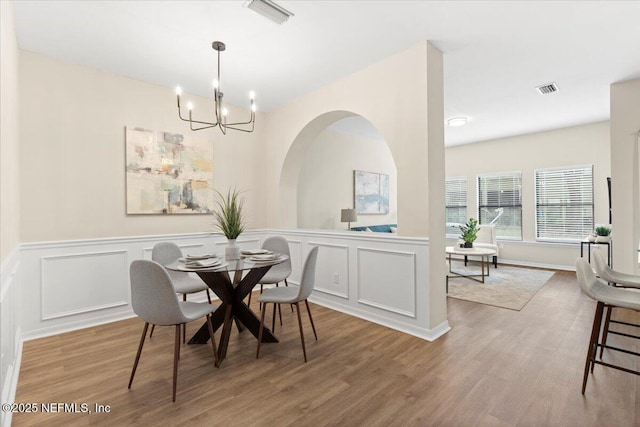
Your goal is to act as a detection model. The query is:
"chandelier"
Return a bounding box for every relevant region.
[175,41,256,134]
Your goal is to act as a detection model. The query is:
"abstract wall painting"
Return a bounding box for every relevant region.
[125,126,214,214]
[354,170,389,215]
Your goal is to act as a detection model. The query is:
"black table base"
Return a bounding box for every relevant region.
[188,264,279,362]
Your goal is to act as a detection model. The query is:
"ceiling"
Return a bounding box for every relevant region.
[11,1,640,146]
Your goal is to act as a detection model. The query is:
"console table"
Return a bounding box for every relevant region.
[580,239,612,267]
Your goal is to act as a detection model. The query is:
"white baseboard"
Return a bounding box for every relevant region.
[1,335,22,427]
[499,258,575,271]
[308,294,450,342]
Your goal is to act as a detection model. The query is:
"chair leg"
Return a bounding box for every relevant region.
[272,302,277,332]
[275,282,283,325]
[128,322,149,389]
[294,302,307,362]
[206,289,212,304]
[256,303,268,359]
[464,255,468,266]
[149,324,156,338]
[493,255,498,268]
[182,294,187,344]
[206,314,220,367]
[305,299,318,340]
[259,284,264,311]
[600,306,613,359]
[285,279,293,312]
[582,301,605,394]
[173,325,180,402]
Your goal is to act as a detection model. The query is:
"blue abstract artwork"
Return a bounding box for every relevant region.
[354,170,389,215]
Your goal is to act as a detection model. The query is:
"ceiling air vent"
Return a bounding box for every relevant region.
[536,82,559,95]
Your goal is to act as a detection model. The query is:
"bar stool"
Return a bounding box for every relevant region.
[575,258,640,393]
[592,250,640,357]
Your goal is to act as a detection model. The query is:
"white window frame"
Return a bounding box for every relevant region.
[534,164,594,242]
[445,176,467,237]
[477,171,522,240]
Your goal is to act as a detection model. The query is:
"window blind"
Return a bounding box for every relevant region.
[535,165,594,240]
[445,177,467,229]
[478,172,522,239]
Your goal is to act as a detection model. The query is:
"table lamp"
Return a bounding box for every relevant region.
[341,208,357,230]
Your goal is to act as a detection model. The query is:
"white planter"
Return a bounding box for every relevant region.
[595,235,611,243]
[225,238,241,260]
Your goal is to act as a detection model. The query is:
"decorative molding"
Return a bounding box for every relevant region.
[274,228,430,245]
[309,241,350,300]
[308,295,445,341]
[40,249,129,321]
[1,246,20,301]
[356,246,417,318]
[1,246,22,427]
[142,243,204,259]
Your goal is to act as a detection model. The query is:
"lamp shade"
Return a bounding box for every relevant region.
[341,208,357,223]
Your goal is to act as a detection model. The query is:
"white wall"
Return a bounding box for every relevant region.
[267,41,447,330]
[18,51,268,243]
[297,128,397,230]
[1,0,20,262]
[611,78,640,274]
[0,3,22,424]
[446,121,611,269]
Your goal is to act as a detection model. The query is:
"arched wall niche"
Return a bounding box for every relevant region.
[281,111,397,230]
[279,110,399,229]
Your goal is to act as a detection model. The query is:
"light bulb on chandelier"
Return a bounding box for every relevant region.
[175,41,256,134]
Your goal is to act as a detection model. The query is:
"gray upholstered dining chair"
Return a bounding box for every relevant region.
[247,236,293,327]
[128,260,219,402]
[575,257,640,394]
[256,246,319,362]
[152,242,212,341]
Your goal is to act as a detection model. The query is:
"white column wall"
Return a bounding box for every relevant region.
[265,41,446,332]
[611,78,640,274]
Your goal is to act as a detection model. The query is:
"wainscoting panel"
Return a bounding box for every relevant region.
[1,248,21,427]
[17,230,447,345]
[309,242,349,299]
[269,230,445,341]
[285,239,302,284]
[19,232,249,340]
[357,247,416,317]
[41,250,129,320]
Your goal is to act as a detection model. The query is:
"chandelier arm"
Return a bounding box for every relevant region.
[189,123,219,131]
[223,111,256,126]
[221,121,255,133]
[176,41,255,134]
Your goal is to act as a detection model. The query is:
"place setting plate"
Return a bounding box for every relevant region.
[178,258,227,271]
[185,253,218,261]
[249,254,281,262]
[241,249,272,256]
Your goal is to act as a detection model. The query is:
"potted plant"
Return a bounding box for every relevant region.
[459,218,479,248]
[595,225,612,243]
[212,188,246,260]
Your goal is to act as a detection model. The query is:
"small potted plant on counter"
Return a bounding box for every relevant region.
[595,225,612,243]
[459,218,479,249]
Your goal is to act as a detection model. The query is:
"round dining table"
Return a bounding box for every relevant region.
[166,254,288,363]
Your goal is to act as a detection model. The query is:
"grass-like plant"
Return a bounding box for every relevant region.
[595,225,611,237]
[212,188,246,240]
[459,218,479,244]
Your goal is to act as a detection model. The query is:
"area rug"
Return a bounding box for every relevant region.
[446,264,555,311]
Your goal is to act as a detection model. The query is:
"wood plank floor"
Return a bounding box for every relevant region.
[12,270,640,426]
